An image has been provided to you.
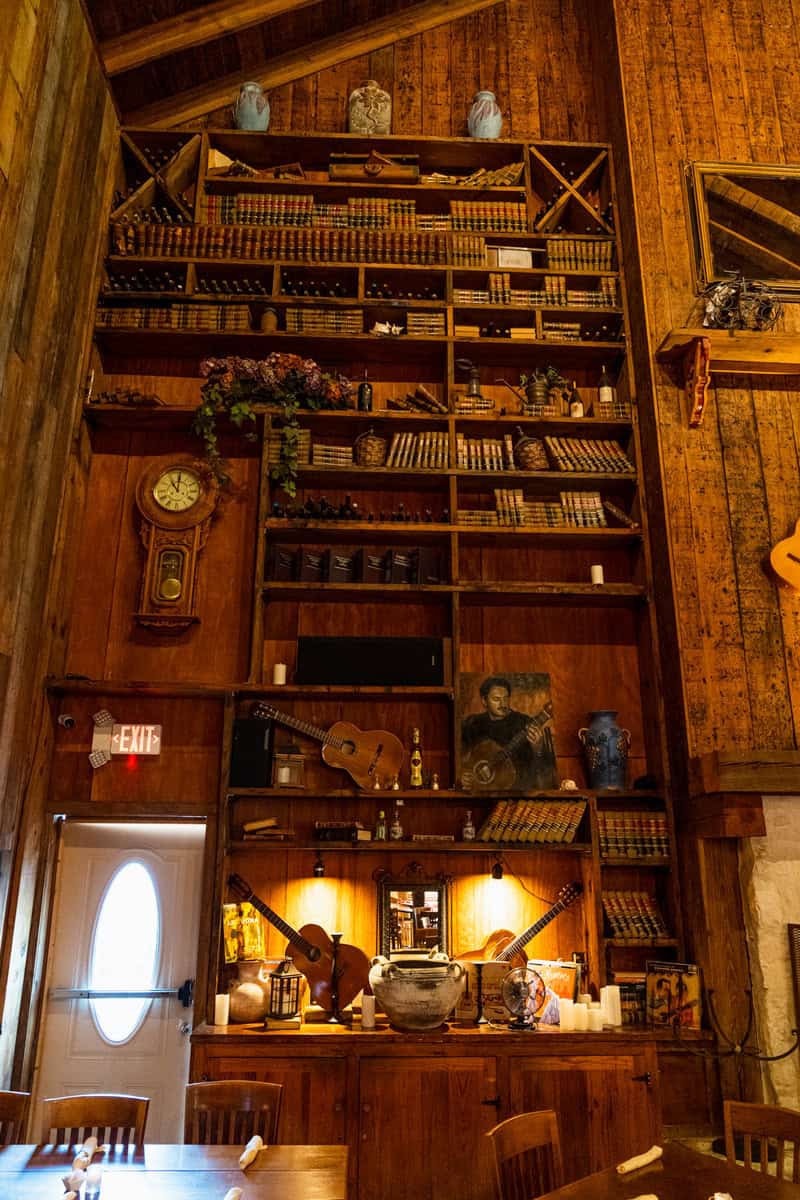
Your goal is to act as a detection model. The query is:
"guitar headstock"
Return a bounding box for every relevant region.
[252,702,277,722]
[227,872,253,903]
[558,881,583,907]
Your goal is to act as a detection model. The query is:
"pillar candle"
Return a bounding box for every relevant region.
[361,994,376,1030]
[587,1008,604,1032]
[558,998,574,1030]
[572,1002,588,1031]
[579,993,592,1007]
[214,992,230,1026]
[590,564,604,585]
[272,662,287,685]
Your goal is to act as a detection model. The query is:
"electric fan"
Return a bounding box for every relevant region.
[501,965,546,1030]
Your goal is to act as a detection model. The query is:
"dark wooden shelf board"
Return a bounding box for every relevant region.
[229,839,592,853]
[600,856,672,867]
[261,581,646,606]
[204,175,527,198]
[604,937,679,948]
[262,582,453,602]
[452,468,636,485]
[265,520,451,542]
[457,526,641,545]
[658,327,800,374]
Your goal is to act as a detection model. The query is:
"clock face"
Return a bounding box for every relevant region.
[152,467,202,513]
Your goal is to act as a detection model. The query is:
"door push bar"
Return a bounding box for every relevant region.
[49,979,194,1007]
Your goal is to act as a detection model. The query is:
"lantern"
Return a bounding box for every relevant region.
[267,958,302,1021]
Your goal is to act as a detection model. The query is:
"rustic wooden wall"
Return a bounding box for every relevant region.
[0,0,116,1085]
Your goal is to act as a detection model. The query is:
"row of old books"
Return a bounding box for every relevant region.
[613,962,702,1029]
[476,799,587,843]
[598,810,670,857]
[96,303,251,331]
[603,890,669,939]
[406,312,447,336]
[450,281,618,310]
[544,437,634,473]
[457,490,606,528]
[558,490,606,527]
[450,201,528,232]
[457,434,515,470]
[546,239,615,271]
[285,307,363,334]
[385,431,449,468]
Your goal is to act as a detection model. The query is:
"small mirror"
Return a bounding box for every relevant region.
[687,161,800,292]
[377,877,449,957]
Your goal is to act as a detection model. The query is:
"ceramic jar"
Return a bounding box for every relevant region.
[578,710,631,790]
[348,80,391,134]
[369,951,465,1031]
[228,959,270,1022]
[233,82,270,131]
[468,90,503,139]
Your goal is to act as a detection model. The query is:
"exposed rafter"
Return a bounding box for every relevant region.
[101,0,321,77]
[126,0,504,127]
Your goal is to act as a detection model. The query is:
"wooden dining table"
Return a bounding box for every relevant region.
[539,1142,800,1200]
[0,1142,348,1198]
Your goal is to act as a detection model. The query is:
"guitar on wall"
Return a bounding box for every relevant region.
[457,881,583,968]
[770,520,800,589]
[462,701,554,791]
[253,702,404,790]
[228,873,370,1012]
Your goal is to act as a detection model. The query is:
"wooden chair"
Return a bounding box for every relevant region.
[486,1110,564,1200]
[0,1091,30,1145]
[724,1099,800,1181]
[184,1080,282,1145]
[41,1094,149,1146]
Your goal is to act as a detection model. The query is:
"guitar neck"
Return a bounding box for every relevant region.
[496,897,570,963]
[240,888,322,962]
[489,702,554,766]
[254,704,344,750]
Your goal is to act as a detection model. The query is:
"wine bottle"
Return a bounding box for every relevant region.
[358,370,373,412]
[390,808,404,840]
[598,365,614,408]
[462,811,476,841]
[374,810,387,841]
[409,727,423,789]
[569,381,584,419]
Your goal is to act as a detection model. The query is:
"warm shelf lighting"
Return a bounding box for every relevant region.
[491,856,504,880]
[313,854,325,878]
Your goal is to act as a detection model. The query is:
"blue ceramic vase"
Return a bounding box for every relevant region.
[578,710,631,790]
[467,90,503,139]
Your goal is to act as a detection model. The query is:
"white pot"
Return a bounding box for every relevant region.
[369,952,465,1031]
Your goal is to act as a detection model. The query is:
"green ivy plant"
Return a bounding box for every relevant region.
[194,354,353,496]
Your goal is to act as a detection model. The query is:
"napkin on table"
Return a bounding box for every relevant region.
[73,1135,99,1170]
[64,1193,79,1200]
[62,1168,86,1192]
[616,1146,663,1174]
[239,1133,264,1169]
[223,1189,243,1200]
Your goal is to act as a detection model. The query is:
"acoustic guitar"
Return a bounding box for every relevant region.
[463,701,554,791]
[253,702,405,791]
[457,881,583,969]
[770,520,800,589]
[228,873,370,1012]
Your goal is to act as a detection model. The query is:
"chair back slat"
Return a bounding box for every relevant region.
[486,1110,563,1200]
[41,1094,148,1146]
[725,1100,800,1183]
[0,1091,30,1146]
[183,1080,283,1146]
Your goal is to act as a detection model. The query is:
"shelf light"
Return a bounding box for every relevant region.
[491,856,504,881]
[312,854,325,878]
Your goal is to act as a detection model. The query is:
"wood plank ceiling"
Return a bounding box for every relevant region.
[85,0,503,126]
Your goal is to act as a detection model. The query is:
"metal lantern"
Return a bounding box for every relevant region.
[267,957,302,1020]
[272,744,305,789]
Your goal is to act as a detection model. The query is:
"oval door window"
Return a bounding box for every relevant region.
[89,861,161,1044]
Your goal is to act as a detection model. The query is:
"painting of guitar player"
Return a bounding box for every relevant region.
[459,672,557,792]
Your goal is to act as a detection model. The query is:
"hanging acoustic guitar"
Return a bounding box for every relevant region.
[770,521,800,589]
[457,881,583,968]
[463,701,554,791]
[253,702,405,790]
[228,873,370,1011]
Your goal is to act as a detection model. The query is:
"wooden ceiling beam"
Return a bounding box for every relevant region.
[126,0,503,127]
[101,0,321,77]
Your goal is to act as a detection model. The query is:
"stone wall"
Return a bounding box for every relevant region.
[739,799,800,1107]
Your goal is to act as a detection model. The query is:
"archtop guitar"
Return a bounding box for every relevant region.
[253,702,404,790]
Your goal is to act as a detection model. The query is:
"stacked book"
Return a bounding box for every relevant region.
[457,509,498,526]
[406,312,446,336]
[598,810,670,858]
[450,200,527,232]
[508,326,536,340]
[345,197,417,228]
[240,818,295,842]
[453,394,495,413]
[567,278,618,306]
[285,307,362,334]
[97,305,172,329]
[454,324,481,338]
[311,444,352,466]
[544,437,634,473]
[603,891,668,939]
[97,303,251,331]
[558,491,606,526]
[542,319,582,341]
[595,396,632,419]
[205,193,315,226]
[456,434,515,470]
[267,428,310,467]
[414,215,453,232]
[476,799,586,843]
[494,488,528,524]
[546,239,615,270]
[488,272,512,303]
[385,430,448,468]
[453,288,490,304]
[451,235,488,267]
[614,975,648,1025]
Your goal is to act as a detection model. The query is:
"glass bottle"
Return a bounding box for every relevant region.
[409,727,424,789]
[462,810,476,841]
[389,808,403,840]
[358,369,373,412]
[568,381,584,419]
[598,364,614,408]
[375,810,387,841]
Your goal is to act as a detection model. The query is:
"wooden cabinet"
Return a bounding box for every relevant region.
[190,1028,662,1200]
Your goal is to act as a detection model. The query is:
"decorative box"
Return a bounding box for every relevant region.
[328,551,357,583]
[360,550,388,583]
[299,549,329,581]
[414,547,442,585]
[266,544,298,581]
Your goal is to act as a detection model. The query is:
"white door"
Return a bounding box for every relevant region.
[31,821,205,1142]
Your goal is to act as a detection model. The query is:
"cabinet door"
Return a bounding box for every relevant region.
[509,1051,659,1183]
[200,1054,347,1144]
[358,1056,497,1200]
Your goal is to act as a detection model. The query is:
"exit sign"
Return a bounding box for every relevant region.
[111,724,162,756]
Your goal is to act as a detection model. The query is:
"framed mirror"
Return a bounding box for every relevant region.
[377,876,449,957]
[686,161,800,293]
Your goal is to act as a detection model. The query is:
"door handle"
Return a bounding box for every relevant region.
[481,1096,501,1107]
[631,1072,652,1086]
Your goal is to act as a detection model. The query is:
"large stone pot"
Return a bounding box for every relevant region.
[369,951,465,1031]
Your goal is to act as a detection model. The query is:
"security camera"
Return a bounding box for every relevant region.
[57,714,76,729]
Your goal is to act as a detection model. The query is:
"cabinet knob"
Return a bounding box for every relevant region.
[631,1072,652,1086]
[334,1102,343,1112]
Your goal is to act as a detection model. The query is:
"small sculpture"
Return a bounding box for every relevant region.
[371,320,404,336]
[233,82,270,131]
[348,80,391,134]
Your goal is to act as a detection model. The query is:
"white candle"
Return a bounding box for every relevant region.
[272,662,287,685]
[587,1008,604,1032]
[590,564,604,585]
[361,994,376,1030]
[214,993,230,1026]
[558,998,574,1030]
[579,993,592,1007]
[572,1002,588,1031]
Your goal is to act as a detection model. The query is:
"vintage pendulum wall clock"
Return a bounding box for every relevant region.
[134,457,219,632]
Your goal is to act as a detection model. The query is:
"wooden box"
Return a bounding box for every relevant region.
[329,152,420,182]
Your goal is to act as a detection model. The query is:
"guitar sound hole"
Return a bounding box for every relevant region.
[341,740,356,756]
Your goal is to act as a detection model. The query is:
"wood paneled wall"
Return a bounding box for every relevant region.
[0,0,116,1086]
